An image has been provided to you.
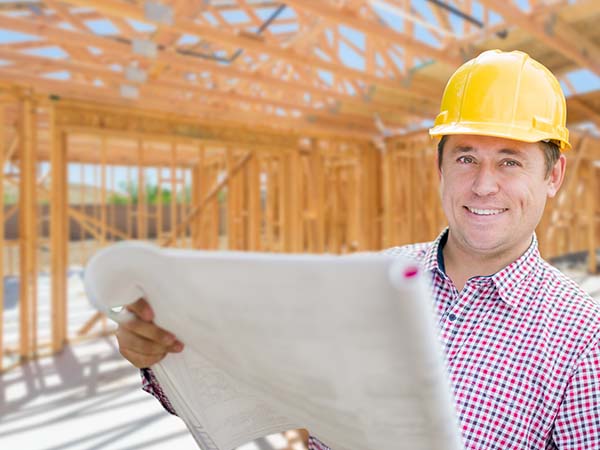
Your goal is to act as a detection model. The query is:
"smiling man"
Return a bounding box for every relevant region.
[377,50,600,449]
[116,50,600,449]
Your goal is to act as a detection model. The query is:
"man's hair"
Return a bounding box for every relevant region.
[437,135,561,179]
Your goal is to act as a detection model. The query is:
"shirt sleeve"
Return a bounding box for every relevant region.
[140,368,178,416]
[552,339,600,449]
[308,436,332,450]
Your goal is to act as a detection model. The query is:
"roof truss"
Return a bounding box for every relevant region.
[0,0,598,137]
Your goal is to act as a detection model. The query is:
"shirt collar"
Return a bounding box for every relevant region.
[424,228,541,307]
[423,228,449,274]
[491,234,541,307]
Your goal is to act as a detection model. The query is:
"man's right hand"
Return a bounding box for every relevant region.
[116,297,184,368]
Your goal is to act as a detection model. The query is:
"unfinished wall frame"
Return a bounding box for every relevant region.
[1,91,600,372]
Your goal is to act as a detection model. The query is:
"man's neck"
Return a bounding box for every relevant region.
[442,233,532,292]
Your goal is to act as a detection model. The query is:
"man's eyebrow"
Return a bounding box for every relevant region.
[450,146,474,153]
[498,148,525,157]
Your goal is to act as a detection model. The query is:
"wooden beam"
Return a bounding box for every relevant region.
[59,0,440,101]
[568,97,600,128]
[478,0,600,75]
[284,0,462,67]
[0,15,427,120]
[66,206,130,241]
[0,49,386,130]
[0,70,379,140]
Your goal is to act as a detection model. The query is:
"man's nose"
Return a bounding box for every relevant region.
[471,164,500,196]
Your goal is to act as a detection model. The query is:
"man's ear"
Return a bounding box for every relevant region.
[547,154,567,198]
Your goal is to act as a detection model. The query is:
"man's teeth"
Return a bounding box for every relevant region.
[467,207,506,216]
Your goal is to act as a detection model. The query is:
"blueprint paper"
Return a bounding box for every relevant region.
[84,241,463,450]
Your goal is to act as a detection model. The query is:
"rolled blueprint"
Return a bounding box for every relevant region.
[84,241,463,450]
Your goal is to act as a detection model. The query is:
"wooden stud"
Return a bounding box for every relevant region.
[170,142,177,246]
[137,140,146,240]
[50,117,68,353]
[18,95,38,360]
[248,149,261,251]
[100,136,107,245]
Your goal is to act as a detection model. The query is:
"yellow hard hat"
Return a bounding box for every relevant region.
[429,49,570,150]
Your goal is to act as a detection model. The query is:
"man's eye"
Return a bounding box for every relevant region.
[502,160,521,167]
[457,156,474,164]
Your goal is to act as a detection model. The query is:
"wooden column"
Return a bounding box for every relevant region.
[196,146,206,248]
[191,152,200,248]
[310,140,325,253]
[293,146,303,252]
[328,156,340,253]
[360,143,380,250]
[126,166,133,238]
[264,157,275,251]
[283,147,302,252]
[406,151,415,243]
[226,147,236,250]
[382,144,394,248]
[585,159,597,273]
[50,114,68,353]
[248,149,261,251]
[157,167,163,242]
[18,95,38,360]
[79,164,86,265]
[170,142,177,245]
[209,161,220,249]
[100,136,107,246]
[137,139,146,240]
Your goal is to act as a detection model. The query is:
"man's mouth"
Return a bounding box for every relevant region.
[465,206,508,216]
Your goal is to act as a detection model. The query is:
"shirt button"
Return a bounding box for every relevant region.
[448,313,457,322]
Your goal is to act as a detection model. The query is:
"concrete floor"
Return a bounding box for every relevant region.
[1,258,599,450]
[0,337,199,450]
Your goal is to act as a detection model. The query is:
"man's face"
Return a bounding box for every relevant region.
[438,134,566,259]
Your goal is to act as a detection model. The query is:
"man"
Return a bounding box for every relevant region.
[116,50,600,449]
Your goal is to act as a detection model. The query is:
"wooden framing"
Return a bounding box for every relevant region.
[538,133,600,268]
[0,1,599,383]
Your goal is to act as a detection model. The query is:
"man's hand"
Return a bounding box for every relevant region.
[116,298,184,368]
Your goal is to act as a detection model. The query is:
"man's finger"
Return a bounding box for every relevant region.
[117,328,169,356]
[120,347,167,369]
[126,297,154,322]
[120,317,176,345]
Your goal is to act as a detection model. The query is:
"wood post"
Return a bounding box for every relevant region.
[50,112,68,353]
[18,95,38,360]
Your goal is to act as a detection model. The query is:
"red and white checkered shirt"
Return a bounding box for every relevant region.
[142,229,600,449]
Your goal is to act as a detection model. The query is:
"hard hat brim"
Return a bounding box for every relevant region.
[429,122,570,151]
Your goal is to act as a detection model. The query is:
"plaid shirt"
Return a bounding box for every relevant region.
[143,229,600,449]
